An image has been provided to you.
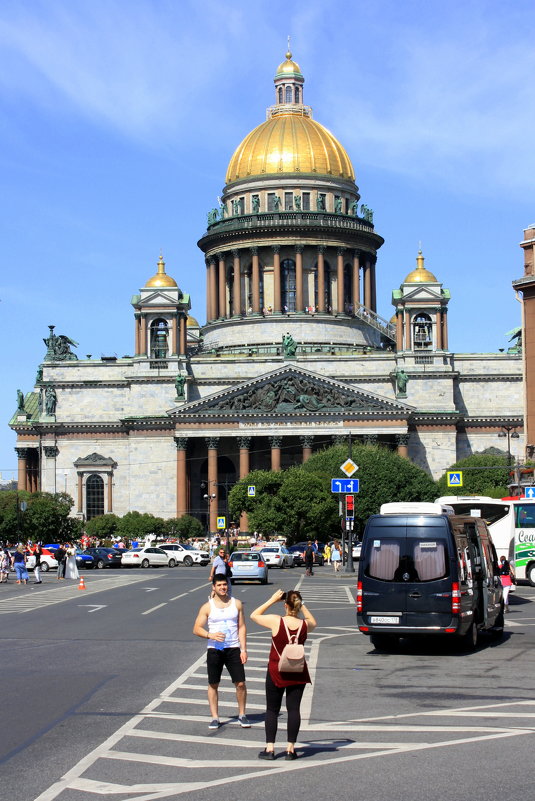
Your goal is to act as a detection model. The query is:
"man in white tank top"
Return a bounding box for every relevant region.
[193,573,250,730]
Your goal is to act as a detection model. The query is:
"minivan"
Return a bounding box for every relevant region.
[356,502,504,649]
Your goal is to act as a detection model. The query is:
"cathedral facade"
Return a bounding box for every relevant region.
[10,52,523,532]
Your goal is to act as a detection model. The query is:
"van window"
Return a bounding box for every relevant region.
[368,541,401,580]
[365,536,449,582]
[413,541,447,581]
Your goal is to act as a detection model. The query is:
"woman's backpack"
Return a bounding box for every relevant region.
[274,619,305,672]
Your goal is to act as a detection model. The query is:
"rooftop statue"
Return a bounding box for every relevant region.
[252,195,260,214]
[16,389,25,412]
[282,332,297,358]
[394,367,409,397]
[219,202,227,220]
[175,373,186,399]
[360,203,374,223]
[43,325,78,362]
[294,195,302,211]
[45,385,57,415]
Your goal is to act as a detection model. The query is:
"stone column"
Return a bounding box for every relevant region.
[15,447,28,492]
[107,473,113,513]
[316,247,326,313]
[179,313,187,356]
[232,250,241,316]
[300,435,314,462]
[270,436,282,471]
[364,259,372,309]
[435,308,442,350]
[442,308,449,350]
[396,308,403,351]
[175,437,188,518]
[404,310,411,349]
[42,446,58,493]
[272,245,281,313]
[251,247,260,313]
[208,259,217,321]
[140,315,147,355]
[237,436,251,532]
[134,313,141,356]
[396,433,409,459]
[77,473,83,513]
[352,251,360,310]
[337,248,345,314]
[295,245,304,312]
[205,437,219,534]
[171,315,178,356]
[218,253,226,319]
[371,259,377,312]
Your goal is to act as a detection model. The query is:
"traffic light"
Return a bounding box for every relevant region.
[346,494,355,518]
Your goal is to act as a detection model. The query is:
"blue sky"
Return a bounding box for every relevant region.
[1,0,533,479]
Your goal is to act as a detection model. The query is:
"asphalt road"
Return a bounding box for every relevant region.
[1,564,535,801]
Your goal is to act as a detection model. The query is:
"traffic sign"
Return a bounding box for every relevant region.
[346,494,355,519]
[247,485,256,497]
[216,516,226,529]
[340,459,358,477]
[525,487,535,499]
[447,471,463,487]
[331,478,360,493]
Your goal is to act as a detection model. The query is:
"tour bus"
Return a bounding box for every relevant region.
[436,495,535,585]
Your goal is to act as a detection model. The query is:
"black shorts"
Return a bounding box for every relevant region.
[207,647,245,685]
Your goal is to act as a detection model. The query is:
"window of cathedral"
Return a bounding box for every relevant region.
[412,313,433,349]
[86,474,104,520]
[150,319,169,363]
[302,192,310,211]
[226,264,234,316]
[267,193,277,212]
[284,192,293,211]
[285,85,292,103]
[278,86,283,103]
[295,86,300,103]
[281,259,296,312]
[238,197,245,215]
[344,264,353,312]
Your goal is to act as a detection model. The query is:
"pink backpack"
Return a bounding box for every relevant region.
[274,619,305,672]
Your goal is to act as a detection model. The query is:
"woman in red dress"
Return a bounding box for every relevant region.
[250,589,317,760]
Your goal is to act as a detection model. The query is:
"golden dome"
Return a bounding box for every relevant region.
[186,315,200,328]
[226,113,355,183]
[276,50,303,77]
[145,254,178,288]
[403,249,438,284]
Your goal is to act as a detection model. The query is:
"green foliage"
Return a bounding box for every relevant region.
[0,491,75,543]
[228,470,285,537]
[436,452,511,498]
[85,514,120,539]
[116,511,166,539]
[165,515,204,540]
[270,467,338,543]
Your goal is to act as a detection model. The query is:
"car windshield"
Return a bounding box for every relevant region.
[231,553,259,562]
[262,548,279,553]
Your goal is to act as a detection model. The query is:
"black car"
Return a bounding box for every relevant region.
[288,542,325,566]
[83,547,123,569]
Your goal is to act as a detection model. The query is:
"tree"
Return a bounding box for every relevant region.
[0,491,75,543]
[165,515,204,540]
[116,511,165,539]
[85,514,120,539]
[228,470,285,536]
[436,452,511,498]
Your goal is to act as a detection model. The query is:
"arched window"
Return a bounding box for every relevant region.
[86,475,104,520]
[295,86,300,103]
[281,259,296,312]
[150,318,169,360]
[278,86,283,103]
[412,313,433,350]
[285,85,292,103]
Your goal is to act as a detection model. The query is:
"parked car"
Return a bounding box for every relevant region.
[121,546,177,568]
[357,501,504,650]
[261,544,294,569]
[75,548,94,569]
[228,550,268,584]
[83,547,123,569]
[158,543,210,566]
[288,542,325,567]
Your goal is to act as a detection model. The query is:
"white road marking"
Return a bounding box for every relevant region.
[142,603,168,615]
[78,604,107,613]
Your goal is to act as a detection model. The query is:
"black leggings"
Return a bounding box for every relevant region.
[265,671,306,743]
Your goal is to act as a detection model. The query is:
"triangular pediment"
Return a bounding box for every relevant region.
[170,365,413,419]
[139,289,181,306]
[402,285,444,302]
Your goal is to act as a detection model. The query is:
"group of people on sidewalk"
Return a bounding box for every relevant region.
[0,543,79,585]
[193,574,317,760]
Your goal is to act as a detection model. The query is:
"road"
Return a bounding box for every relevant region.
[1,565,535,801]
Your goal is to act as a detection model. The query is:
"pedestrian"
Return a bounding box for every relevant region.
[324,542,331,565]
[33,543,43,584]
[498,555,515,612]
[1,547,12,582]
[55,544,67,579]
[331,540,341,572]
[65,545,79,580]
[13,545,29,585]
[250,589,317,760]
[192,573,250,730]
[303,541,314,577]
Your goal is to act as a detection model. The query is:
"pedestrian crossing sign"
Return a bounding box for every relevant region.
[247,485,256,497]
[447,471,463,487]
[217,517,226,529]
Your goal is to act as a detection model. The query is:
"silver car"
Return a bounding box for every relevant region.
[228,551,268,584]
[261,545,294,569]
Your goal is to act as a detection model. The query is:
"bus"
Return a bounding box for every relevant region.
[436,495,535,585]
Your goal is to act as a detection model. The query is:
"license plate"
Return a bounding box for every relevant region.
[370,616,400,624]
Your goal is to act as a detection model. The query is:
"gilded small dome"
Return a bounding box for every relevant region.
[276,50,303,77]
[186,315,200,328]
[403,249,438,284]
[226,113,355,183]
[145,255,178,288]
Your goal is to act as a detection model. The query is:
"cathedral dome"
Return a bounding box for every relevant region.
[225,114,355,184]
[275,52,303,77]
[187,315,200,327]
[403,249,438,283]
[145,255,178,288]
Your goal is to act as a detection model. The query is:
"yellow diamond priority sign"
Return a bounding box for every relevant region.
[340,459,358,478]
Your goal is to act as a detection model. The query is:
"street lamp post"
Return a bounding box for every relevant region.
[203,491,216,537]
[498,425,520,468]
[345,432,355,574]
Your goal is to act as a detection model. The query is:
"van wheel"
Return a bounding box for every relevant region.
[370,633,397,651]
[527,563,535,587]
[459,621,478,651]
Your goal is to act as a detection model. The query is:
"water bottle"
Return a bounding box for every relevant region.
[209,623,227,650]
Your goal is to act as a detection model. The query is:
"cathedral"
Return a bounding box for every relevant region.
[10,51,523,532]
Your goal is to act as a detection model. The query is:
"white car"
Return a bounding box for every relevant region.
[121,546,177,568]
[26,552,58,572]
[158,543,210,567]
[261,545,294,569]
